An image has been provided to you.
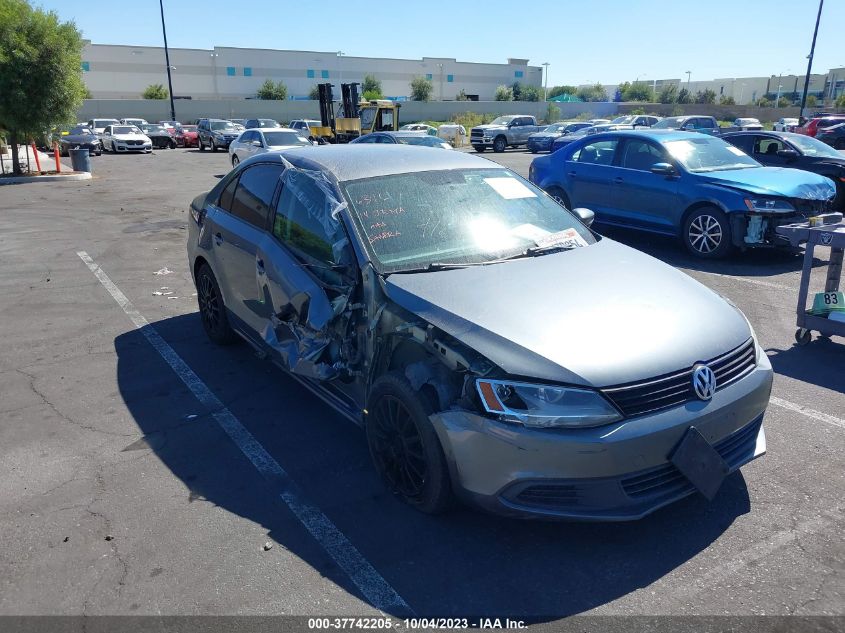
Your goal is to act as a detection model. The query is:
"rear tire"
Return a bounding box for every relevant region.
[683,207,732,259]
[198,137,205,152]
[366,372,454,515]
[196,264,237,345]
[211,140,218,152]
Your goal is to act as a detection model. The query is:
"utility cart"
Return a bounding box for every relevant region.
[776,214,845,345]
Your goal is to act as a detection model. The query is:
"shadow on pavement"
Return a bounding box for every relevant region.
[766,338,845,393]
[596,225,829,278]
[115,312,751,619]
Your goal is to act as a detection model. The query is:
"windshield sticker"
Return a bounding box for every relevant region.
[483,177,537,200]
[510,223,552,242]
[534,228,588,249]
[726,146,746,156]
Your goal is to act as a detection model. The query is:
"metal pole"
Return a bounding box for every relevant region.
[800,0,824,119]
[542,62,549,101]
[776,74,782,107]
[159,0,176,122]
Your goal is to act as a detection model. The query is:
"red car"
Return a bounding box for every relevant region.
[795,116,845,137]
[177,124,198,148]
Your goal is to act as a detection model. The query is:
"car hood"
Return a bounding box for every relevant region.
[113,134,149,140]
[698,167,836,199]
[529,132,560,139]
[62,134,97,143]
[382,239,751,387]
[473,124,507,131]
[145,131,170,137]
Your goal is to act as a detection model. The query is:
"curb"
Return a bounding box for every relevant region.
[0,171,93,185]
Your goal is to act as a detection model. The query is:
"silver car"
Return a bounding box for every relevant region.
[228,127,312,167]
[187,146,771,521]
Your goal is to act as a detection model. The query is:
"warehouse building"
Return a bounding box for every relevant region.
[80,42,543,101]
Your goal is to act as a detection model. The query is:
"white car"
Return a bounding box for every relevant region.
[289,119,321,137]
[101,125,153,153]
[87,118,120,149]
[229,127,312,166]
[774,117,800,132]
[120,118,148,127]
[733,118,764,131]
[400,123,437,135]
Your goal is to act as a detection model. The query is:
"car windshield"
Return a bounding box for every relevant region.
[69,127,91,135]
[262,131,311,146]
[611,116,634,124]
[652,117,684,129]
[96,120,119,127]
[182,125,197,131]
[664,137,760,172]
[341,168,597,273]
[113,126,135,134]
[786,133,842,158]
[211,121,236,131]
[489,116,516,126]
[543,124,567,132]
[143,125,167,133]
[259,119,279,127]
[398,136,442,147]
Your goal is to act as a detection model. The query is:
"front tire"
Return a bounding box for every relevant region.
[683,207,732,258]
[545,186,571,210]
[473,145,485,153]
[493,136,507,153]
[196,264,237,345]
[366,372,453,515]
[211,139,218,152]
[231,155,239,167]
[198,137,206,151]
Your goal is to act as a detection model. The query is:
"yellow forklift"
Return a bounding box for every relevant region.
[312,82,401,143]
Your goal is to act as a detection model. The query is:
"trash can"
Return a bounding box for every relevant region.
[68,148,91,173]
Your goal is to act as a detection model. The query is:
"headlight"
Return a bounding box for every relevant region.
[475,379,622,429]
[720,295,760,362]
[744,197,795,212]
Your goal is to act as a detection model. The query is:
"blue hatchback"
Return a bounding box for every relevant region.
[529,130,837,258]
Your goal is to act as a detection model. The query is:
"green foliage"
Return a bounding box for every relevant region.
[835,94,845,108]
[671,104,685,116]
[719,95,736,105]
[494,85,513,101]
[574,112,596,121]
[257,79,287,100]
[361,74,382,98]
[410,76,433,101]
[544,102,560,123]
[548,85,577,99]
[694,89,716,104]
[756,96,772,107]
[455,88,468,101]
[519,85,541,102]
[142,83,168,100]
[806,94,818,107]
[676,88,693,104]
[450,111,496,130]
[83,86,92,99]
[620,81,653,102]
[511,82,522,100]
[630,107,646,115]
[658,84,678,104]
[576,83,608,102]
[308,85,320,100]
[777,96,790,108]
[0,0,87,173]
[362,90,381,101]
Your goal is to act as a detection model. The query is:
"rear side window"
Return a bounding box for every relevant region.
[620,139,666,171]
[698,118,715,129]
[574,139,618,165]
[218,175,239,211]
[230,163,284,228]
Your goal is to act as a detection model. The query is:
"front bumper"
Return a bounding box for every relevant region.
[731,209,830,249]
[471,136,494,146]
[527,138,553,151]
[429,349,772,520]
[113,142,152,152]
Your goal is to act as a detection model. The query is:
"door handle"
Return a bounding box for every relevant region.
[214,232,223,246]
[567,171,577,177]
[256,259,265,275]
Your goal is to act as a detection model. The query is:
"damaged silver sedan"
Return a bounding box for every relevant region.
[187,145,772,520]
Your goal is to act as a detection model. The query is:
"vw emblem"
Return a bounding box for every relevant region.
[692,364,717,401]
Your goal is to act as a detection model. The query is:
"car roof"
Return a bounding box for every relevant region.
[248,127,298,133]
[587,129,718,143]
[244,144,497,182]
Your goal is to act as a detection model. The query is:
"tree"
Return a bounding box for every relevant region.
[455,88,468,101]
[777,96,790,108]
[83,86,92,99]
[576,83,608,102]
[836,94,845,108]
[621,82,653,102]
[545,102,560,123]
[142,83,168,100]
[694,89,716,104]
[0,0,86,174]
[494,84,513,101]
[719,95,736,105]
[676,88,693,104]
[548,85,577,99]
[806,94,818,107]
[519,85,540,102]
[410,76,433,101]
[308,85,320,100]
[658,84,678,104]
[362,74,382,99]
[257,78,287,100]
[756,96,772,107]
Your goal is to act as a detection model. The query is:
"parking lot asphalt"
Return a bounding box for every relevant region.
[0,146,843,621]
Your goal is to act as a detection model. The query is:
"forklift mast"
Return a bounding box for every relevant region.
[341,83,360,119]
[317,83,335,131]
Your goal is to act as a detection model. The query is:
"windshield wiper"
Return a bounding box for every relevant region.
[523,243,580,257]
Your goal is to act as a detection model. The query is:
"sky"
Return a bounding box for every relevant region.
[33,0,845,87]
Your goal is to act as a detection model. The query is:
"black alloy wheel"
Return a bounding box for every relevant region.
[196,264,236,344]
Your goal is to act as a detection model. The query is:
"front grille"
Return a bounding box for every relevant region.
[514,484,581,508]
[125,139,143,146]
[470,128,484,138]
[621,416,763,499]
[603,338,756,418]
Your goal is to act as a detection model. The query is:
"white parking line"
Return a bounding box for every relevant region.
[693,270,792,291]
[77,251,413,617]
[770,396,845,430]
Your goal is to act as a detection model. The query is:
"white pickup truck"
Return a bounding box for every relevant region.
[470,115,543,153]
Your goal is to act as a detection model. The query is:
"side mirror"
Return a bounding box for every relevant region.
[573,207,595,227]
[776,149,798,159]
[650,162,676,176]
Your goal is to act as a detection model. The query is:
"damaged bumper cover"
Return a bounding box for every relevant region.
[428,353,772,521]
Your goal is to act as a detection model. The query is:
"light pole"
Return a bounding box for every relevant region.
[542,62,549,101]
[800,0,824,118]
[685,70,691,91]
[739,82,746,104]
[158,0,176,121]
[210,52,219,100]
[776,79,783,107]
[437,63,444,101]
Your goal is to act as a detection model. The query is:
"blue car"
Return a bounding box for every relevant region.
[529,130,837,258]
[527,121,592,153]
